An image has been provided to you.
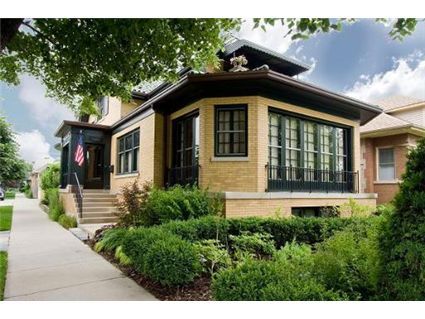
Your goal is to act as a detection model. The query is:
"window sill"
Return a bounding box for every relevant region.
[210,156,249,162]
[373,180,400,185]
[114,172,139,179]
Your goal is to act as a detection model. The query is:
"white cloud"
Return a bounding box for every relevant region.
[18,76,75,127]
[235,20,294,54]
[16,130,55,169]
[297,57,317,81]
[345,51,425,103]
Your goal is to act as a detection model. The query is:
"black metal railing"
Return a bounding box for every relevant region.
[168,164,199,187]
[267,165,359,193]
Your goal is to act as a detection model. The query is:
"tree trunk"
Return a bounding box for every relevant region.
[0,18,24,52]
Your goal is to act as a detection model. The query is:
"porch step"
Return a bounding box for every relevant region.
[81,212,119,218]
[82,206,118,213]
[82,198,116,203]
[83,189,112,194]
[78,216,119,224]
[83,202,117,208]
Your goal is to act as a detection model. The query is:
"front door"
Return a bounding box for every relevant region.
[85,143,104,189]
[170,112,199,185]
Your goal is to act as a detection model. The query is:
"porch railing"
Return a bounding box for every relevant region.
[267,165,359,193]
[167,164,199,187]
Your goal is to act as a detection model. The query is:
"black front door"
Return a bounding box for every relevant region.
[170,112,199,185]
[85,143,104,189]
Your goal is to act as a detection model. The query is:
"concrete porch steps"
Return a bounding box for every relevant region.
[77,190,119,225]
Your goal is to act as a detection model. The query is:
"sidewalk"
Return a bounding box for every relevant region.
[4,194,156,301]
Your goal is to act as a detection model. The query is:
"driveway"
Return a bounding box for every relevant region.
[4,194,156,301]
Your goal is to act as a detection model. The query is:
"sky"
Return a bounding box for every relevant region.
[0,18,424,169]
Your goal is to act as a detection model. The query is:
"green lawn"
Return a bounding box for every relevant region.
[0,206,13,231]
[5,191,15,199]
[0,252,7,301]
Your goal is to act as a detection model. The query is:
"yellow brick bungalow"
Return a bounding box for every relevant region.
[55,39,381,224]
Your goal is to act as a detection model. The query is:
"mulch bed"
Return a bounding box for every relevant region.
[86,236,212,301]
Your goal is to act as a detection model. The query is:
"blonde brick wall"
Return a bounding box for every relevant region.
[166,96,362,193]
[224,197,377,218]
[110,113,161,193]
[59,192,78,217]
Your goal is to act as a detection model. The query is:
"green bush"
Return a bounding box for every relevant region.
[194,239,232,275]
[212,243,345,301]
[144,185,222,225]
[122,227,201,286]
[40,164,60,190]
[116,181,222,227]
[4,191,15,199]
[380,138,425,300]
[122,227,172,273]
[313,219,382,300]
[58,214,77,229]
[229,232,276,258]
[94,228,129,253]
[143,236,202,286]
[24,185,32,198]
[159,215,377,249]
[47,188,64,221]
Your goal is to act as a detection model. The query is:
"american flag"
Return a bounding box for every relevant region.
[74,134,84,167]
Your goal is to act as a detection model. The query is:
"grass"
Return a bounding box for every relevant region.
[4,192,15,199]
[0,252,7,301]
[0,206,13,231]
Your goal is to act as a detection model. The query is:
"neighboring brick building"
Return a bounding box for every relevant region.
[360,96,425,205]
[55,39,382,224]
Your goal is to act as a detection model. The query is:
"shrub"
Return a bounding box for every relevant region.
[375,203,395,216]
[143,236,202,286]
[229,232,276,258]
[40,164,60,190]
[121,227,172,273]
[339,198,375,217]
[159,215,376,249]
[313,219,382,300]
[212,243,345,301]
[380,138,425,300]
[193,239,232,275]
[116,179,152,227]
[24,185,32,199]
[116,181,222,227]
[47,188,64,221]
[94,228,129,253]
[58,214,77,229]
[144,185,222,225]
[114,246,132,266]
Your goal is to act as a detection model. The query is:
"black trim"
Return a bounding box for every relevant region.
[214,104,248,157]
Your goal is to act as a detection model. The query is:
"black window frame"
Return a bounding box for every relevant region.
[214,104,248,157]
[117,129,140,175]
[268,107,352,173]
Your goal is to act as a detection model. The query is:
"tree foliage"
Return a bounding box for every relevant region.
[0,19,239,114]
[380,138,425,300]
[0,18,421,115]
[0,115,27,183]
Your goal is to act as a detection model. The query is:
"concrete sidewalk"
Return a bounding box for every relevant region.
[4,194,156,301]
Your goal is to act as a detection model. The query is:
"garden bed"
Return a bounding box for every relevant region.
[88,239,212,300]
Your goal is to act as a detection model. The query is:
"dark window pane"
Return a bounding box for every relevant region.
[216,106,247,156]
[133,131,140,147]
[132,148,139,171]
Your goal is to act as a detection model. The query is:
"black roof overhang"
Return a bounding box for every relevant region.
[151,71,381,125]
[54,120,111,138]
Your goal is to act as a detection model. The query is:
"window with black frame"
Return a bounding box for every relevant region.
[117,129,140,174]
[215,105,247,157]
[268,110,350,191]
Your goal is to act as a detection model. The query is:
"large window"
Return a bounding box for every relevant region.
[268,111,349,173]
[215,105,247,156]
[378,148,395,181]
[117,129,140,174]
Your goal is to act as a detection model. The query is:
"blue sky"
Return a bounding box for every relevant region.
[1,18,424,168]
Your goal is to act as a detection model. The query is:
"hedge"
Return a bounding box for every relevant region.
[159,215,377,248]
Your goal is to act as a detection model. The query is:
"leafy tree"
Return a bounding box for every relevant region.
[0,18,421,115]
[0,115,27,184]
[380,138,425,300]
[40,163,60,190]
